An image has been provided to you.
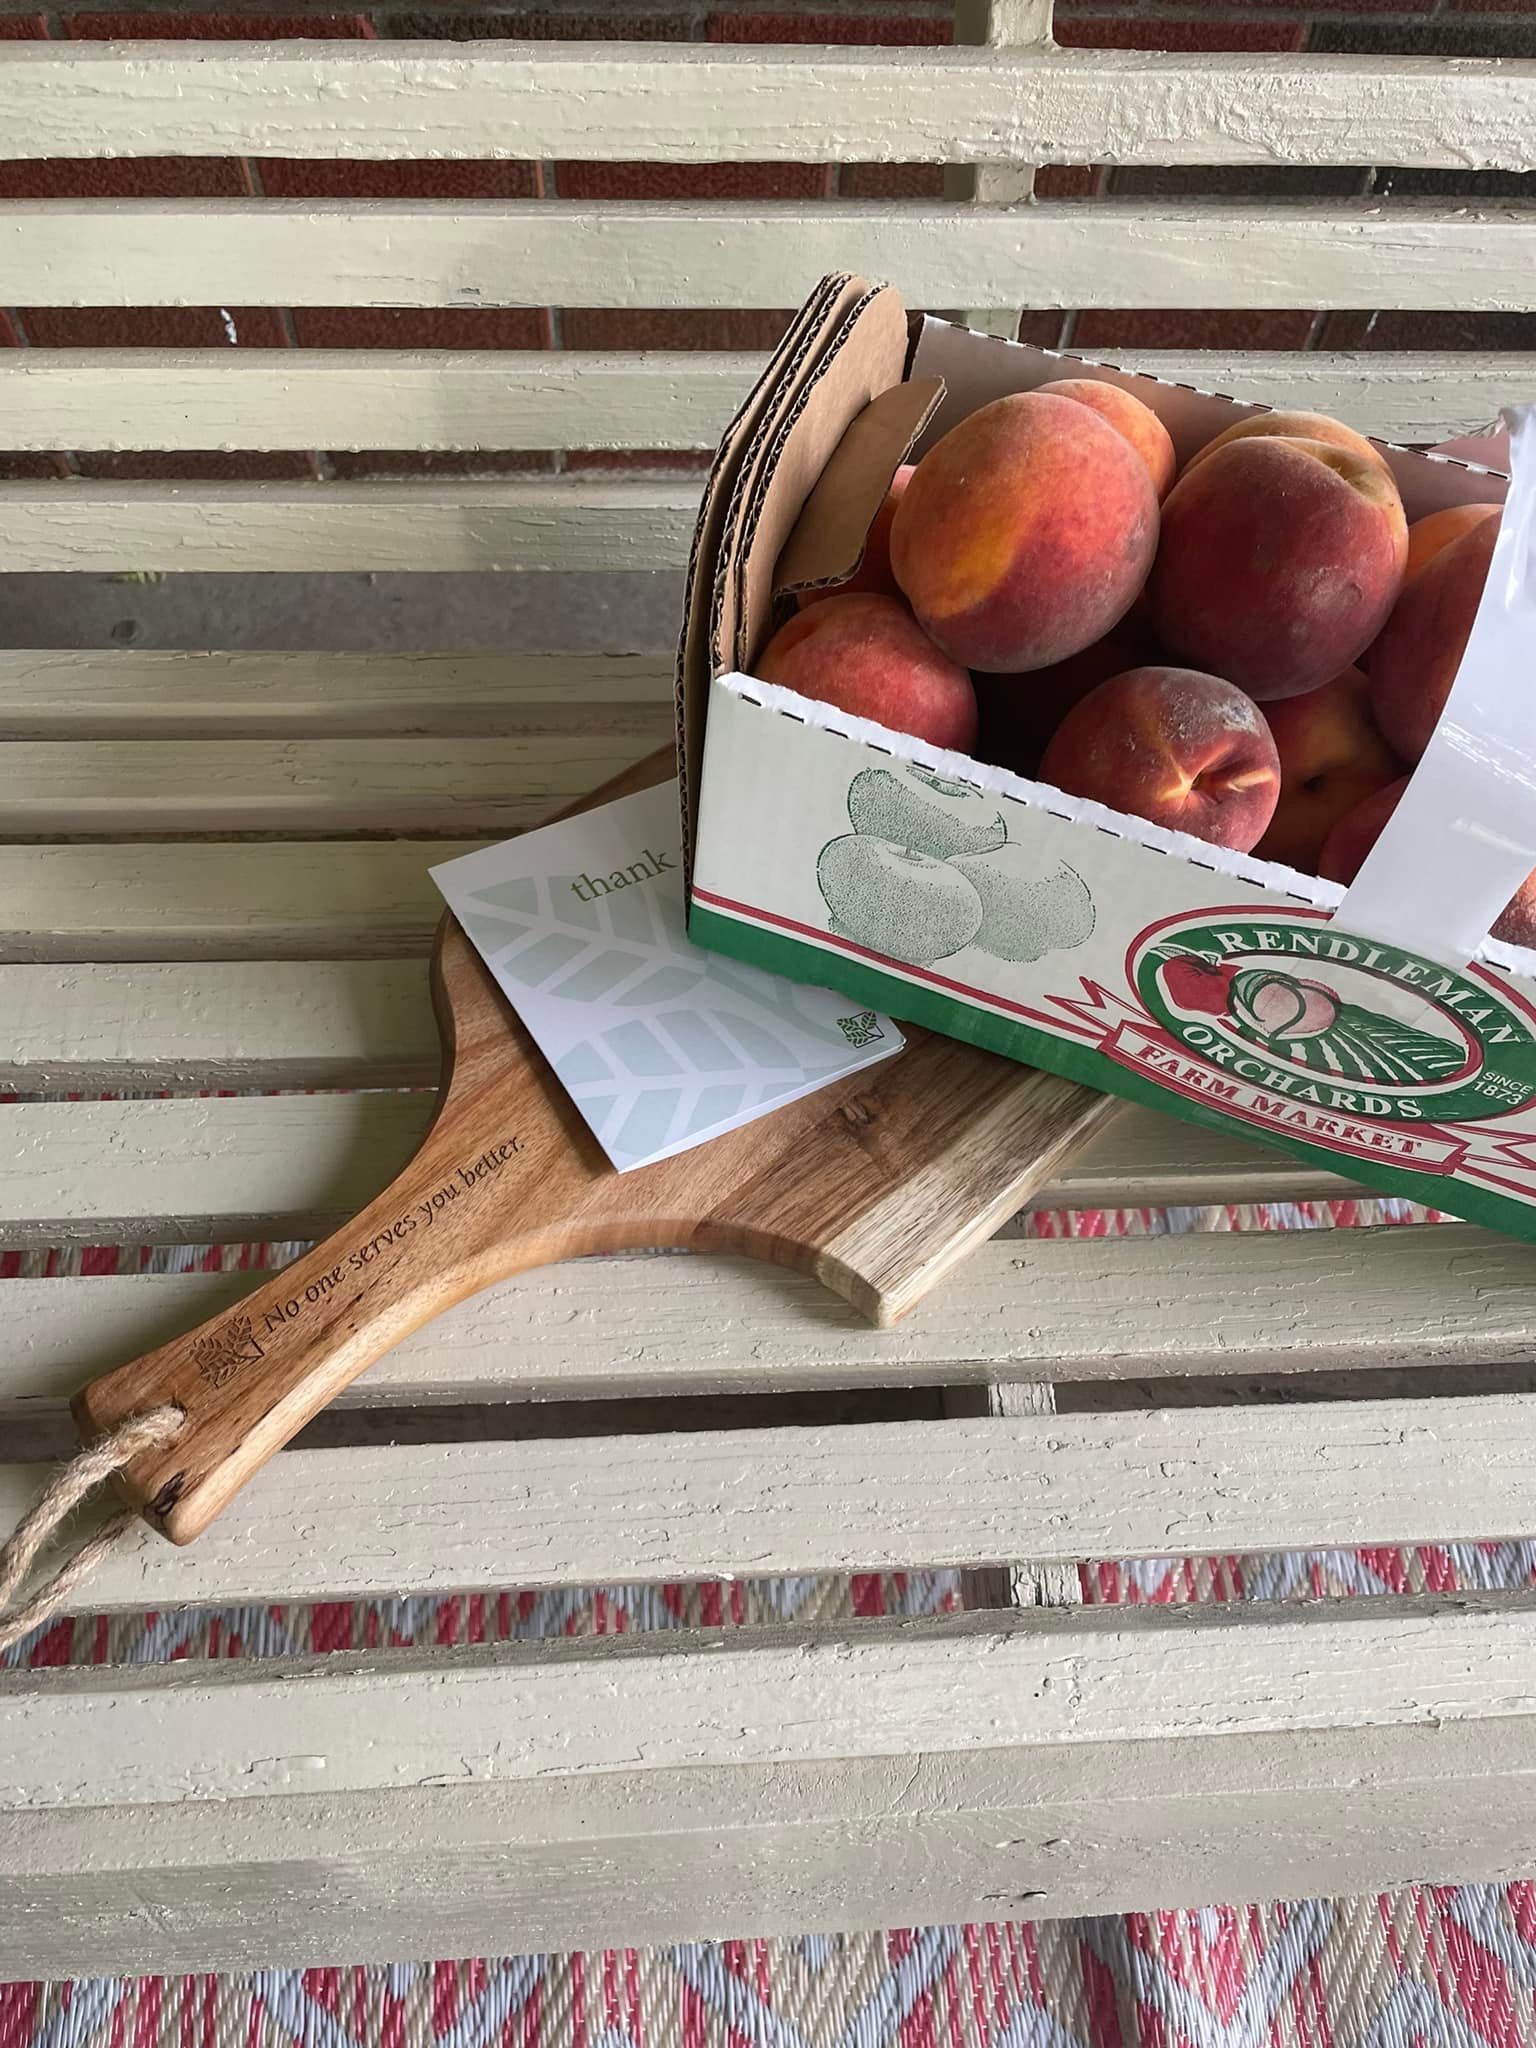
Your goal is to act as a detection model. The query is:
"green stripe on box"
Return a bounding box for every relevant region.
[687,898,1536,1242]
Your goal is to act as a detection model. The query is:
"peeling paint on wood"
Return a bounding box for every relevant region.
[0,45,1531,173]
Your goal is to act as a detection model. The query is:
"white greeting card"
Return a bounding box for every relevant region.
[431,780,903,1172]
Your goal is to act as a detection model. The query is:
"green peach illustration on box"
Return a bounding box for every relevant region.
[818,765,1095,968]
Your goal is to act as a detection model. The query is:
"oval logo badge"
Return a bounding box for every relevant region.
[1131,910,1536,1127]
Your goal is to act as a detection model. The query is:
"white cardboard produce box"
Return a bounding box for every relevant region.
[677,274,1536,1241]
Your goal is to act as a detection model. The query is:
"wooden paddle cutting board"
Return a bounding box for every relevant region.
[75,750,1119,1546]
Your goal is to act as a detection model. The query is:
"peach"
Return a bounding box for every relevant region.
[753,592,978,753]
[1182,408,1392,483]
[1035,376,1176,498]
[1369,515,1498,763]
[800,464,914,607]
[889,390,1158,674]
[1038,665,1280,852]
[1254,665,1403,873]
[1495,874,1536,951]
[1403,500,1502,586]
[1317,774,1407,884]
[1318,773,1536,950]
[1150,436,1408,700]
[972,619,1157,779]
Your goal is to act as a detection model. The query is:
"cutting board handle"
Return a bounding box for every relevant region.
[73,1063,588,1544]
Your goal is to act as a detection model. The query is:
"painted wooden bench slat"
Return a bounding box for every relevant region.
[0,1094,1353,1247]
[0,479,699,575]
[0,351,767,455]
[7,1600,1536,1973]
[0,651,673,739]
[7,1673,1536,1975]
[7,200,1534,314]
[0,351,1527,455]
[0,960,438,1092]
[0,841,479,962]
[10,1598,1536,1810]
[5,1220,1532,1419]
[3,43,1531,172]
[4,1393,1536,1609]
[0,735,654,833]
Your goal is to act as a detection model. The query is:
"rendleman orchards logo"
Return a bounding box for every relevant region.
[1115,910,1536,1166]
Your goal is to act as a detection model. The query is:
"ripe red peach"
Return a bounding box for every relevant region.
[1495,874,1536,951]
[1255,665,1403,874]
[754,592,978,753]
[1035,376,1176,498]
[1038,665,1281,852]
[1150,436,1409,700]
[1318,775,1408,884]
[1403,502,1501,586]
[1369,515,1498,763]
[971,619,1157,779]
[800,464,914,607]
[1319,772,1536,950]
[889,390,1158,674]
[1182,409,1392,483]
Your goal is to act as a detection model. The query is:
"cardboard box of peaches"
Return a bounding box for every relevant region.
[677,274,1536,1240]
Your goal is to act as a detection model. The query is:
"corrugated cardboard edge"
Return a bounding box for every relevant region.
[910,314,1513,512]
[676,274,931,899]
[724,286,913,674]
[673,272,862,888]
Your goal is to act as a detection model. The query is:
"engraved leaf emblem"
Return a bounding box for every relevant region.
[193,1312,263,1389]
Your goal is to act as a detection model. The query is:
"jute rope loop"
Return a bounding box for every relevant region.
[0,1405,184,1657]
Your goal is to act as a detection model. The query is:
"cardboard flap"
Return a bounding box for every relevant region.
[773,374,944,594]
[724,284,912,676]
[710,278,884,683]
[674,272,865,883]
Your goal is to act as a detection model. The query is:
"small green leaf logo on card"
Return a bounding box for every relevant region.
[836,1011,885,1049]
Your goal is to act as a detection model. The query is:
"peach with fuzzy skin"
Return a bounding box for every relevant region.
[1150,436,1408,701]
[800,464,914,607]
[1255,665,1403,873]
[1039,665,1280,852]
[1319,773,1536,950]
[1035,376,1176,498]
[890,390,1158,674]
[1369,515,1498,763]
[1495,873,1536,951]
[1318,774,1407,884]
[1402,500,1501,586]
[754,592,978,753]
[1182,408,1392,482]
[972,619,1156,779]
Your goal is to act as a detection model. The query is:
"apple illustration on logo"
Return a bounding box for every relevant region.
[1159,953,1240,1017]
[817,834,984,965]
[948,845,1094,962]
[846,766,1006,862]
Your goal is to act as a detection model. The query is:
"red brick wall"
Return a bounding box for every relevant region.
[1,0,1532,482]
